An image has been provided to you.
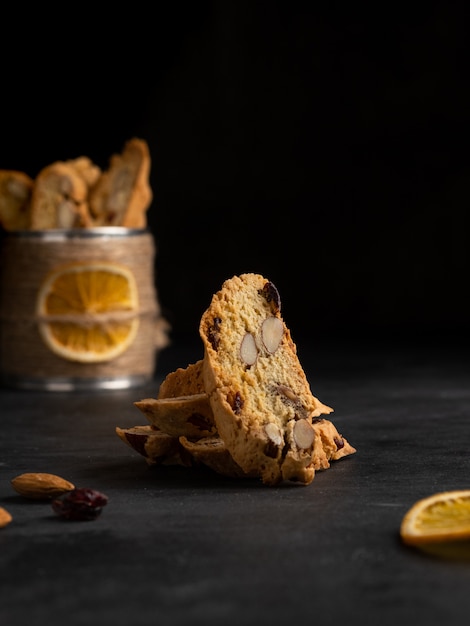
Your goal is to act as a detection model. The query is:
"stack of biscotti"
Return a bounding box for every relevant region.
[117,273,356,486]
[0,138,152,231]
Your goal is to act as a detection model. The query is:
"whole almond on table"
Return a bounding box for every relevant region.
[0,507,12,528]
[11,473,75,499]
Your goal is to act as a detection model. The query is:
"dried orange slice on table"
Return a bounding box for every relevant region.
[400,490,470,559]
[36,262,139,363]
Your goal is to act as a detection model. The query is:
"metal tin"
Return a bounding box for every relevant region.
[0,228,168,391]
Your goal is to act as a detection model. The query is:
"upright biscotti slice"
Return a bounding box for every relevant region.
[65,156,101,189]
[0,170,33,230]
[199,273,352,486]
[30,161,93,229]
[89,137,152,228]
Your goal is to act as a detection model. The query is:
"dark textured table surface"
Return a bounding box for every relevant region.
[1,337,470,626]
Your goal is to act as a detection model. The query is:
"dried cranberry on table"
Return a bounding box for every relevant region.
[52,488,108,521]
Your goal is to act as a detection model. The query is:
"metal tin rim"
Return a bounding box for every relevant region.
[2,227,150,241]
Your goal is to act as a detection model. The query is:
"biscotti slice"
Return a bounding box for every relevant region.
[134,394,216,438]
[30,161,93,229]
[115,425,191,466]
[199,273,348,486]
[312,418,356,468]
[179,436,255,478]
[157,360,205,398]
[65,156,101,188]
[0,170,33,230]
[89,137,152,228]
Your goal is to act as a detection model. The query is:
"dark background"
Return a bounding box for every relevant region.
[2,2,470,358]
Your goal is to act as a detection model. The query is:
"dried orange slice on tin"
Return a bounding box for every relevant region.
[400,490,470,549]
[36,262,139,363]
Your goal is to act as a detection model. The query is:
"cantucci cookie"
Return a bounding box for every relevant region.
[199,273,355,486]
[89,137,152,228]
[157,360,205,398]
[134,393,216,438]
[312,418,356,468]
[30,161,93,229]
[115,425,190,467]
[65,156,101,188]
[179,436,254,478]
[0,170,33,230]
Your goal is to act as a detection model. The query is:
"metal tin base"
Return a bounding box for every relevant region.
[0,374,152,392]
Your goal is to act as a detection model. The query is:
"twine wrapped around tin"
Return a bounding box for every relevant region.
[0,228,169,390]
